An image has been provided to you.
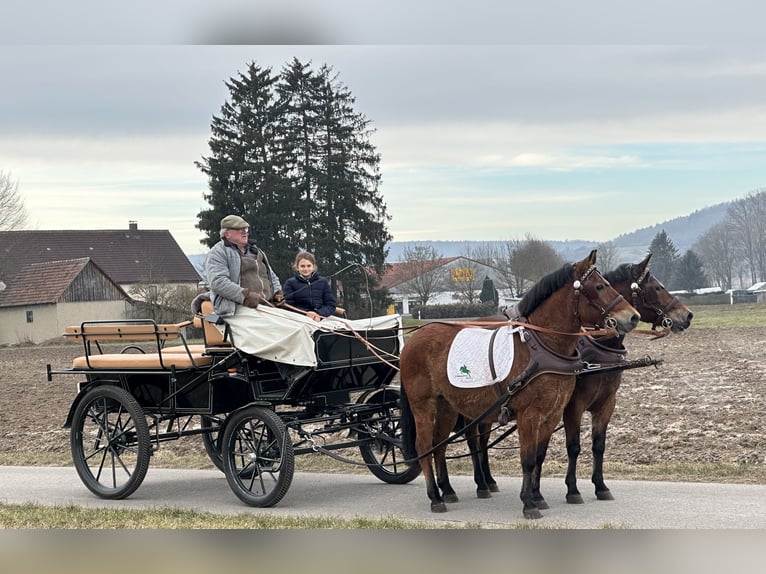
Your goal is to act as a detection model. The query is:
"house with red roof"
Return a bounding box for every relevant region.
[0,222,200,345]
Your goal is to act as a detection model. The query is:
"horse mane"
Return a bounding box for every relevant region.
[604,263,632,285]
[517,262,574,317]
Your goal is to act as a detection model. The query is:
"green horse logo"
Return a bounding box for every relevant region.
[459,364,471,378]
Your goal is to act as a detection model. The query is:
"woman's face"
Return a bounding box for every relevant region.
[296,258,315,278]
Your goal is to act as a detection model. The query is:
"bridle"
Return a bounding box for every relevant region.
[629,267,681,330]
[573,264,626,331]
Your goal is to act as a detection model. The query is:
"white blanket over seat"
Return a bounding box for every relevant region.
[220,306,404,367]
[446,325,524,388]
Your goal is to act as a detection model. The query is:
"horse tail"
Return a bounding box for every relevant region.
[398,382,418,462]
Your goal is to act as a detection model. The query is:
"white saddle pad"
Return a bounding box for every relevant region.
[447,325,523,388]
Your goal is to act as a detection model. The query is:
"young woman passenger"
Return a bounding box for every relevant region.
[283,251,337,321]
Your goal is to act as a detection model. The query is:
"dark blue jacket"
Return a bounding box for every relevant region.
[283,272,337,317]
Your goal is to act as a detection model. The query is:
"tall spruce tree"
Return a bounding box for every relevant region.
[196,60,392,315]
[674,250,708,293]
[196,62,300,277]
[310,64,391,314]
[647,230,680,289]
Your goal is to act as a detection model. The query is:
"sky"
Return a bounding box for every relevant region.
[2,1,766,255]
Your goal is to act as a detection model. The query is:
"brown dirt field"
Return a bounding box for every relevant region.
[1,327,765,471]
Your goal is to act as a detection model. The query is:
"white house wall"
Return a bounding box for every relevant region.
[0,301,129,346]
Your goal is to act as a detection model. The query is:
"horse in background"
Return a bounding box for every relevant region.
[563,253,693,503]
[398,250,640,519]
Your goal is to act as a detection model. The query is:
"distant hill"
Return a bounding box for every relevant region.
[186,202,731,268]
[385,202,730,264]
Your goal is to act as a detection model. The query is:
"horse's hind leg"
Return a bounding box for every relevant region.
[433,399,459,504]
[399,379,447,512]
[467,420,498,498]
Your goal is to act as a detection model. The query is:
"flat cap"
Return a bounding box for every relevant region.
[220,214,249,229]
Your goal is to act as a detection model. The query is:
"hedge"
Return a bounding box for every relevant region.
[409,302,498,319]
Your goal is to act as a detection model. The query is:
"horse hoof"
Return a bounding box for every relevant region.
[476,489,492,499]
[596,490,615,501]
[431,502,448,513]
[523,508,543,520]
[533,499,550,510]
[444,493,459,504]
[566,494,585,504]
[489,483,500,493]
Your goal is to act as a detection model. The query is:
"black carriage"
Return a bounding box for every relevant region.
[46,302,420,507]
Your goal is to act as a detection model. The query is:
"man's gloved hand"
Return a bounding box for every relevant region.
[242,289,259,309]
[272,290,285,306]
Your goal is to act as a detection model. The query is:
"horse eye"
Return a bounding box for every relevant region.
[596,283,605,291]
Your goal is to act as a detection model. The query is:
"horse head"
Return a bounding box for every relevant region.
[571,249,640,335]
[607,253,694,332]
[517,249,640,337]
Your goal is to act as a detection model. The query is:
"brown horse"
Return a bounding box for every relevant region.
[462,254,694,506]
[398,250,641,519]
[563,253,693,503]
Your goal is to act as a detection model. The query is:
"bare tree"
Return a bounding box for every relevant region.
[726,190,766,285]
[693,222,735,291]
[0,170,28,230]
[393,244,448,305]
[596,240,619,272]
[505,234,565,296]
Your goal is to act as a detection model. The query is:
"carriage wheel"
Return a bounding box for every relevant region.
[201,415,225,472]
[70,385,151,500]
[222,406,294,507]
[357,387,421,484]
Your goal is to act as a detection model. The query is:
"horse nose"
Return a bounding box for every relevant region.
[629,312,640,329]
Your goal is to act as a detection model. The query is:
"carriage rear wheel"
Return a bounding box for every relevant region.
[357,387,421,484]
[201,415,225,472]
[221,405,294,507]
[70,385,151,500]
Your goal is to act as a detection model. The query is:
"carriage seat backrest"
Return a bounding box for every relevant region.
[192,300,231,348]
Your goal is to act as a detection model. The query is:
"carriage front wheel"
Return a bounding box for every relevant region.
[357,387,421,484]
[221,405,294,507]
[70,385,151,500]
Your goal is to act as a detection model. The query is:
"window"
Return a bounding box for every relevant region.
[26,310,33,323]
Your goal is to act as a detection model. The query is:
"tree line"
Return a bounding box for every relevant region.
[693,188,766,291]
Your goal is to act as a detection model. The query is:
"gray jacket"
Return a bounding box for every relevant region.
[204,239,282,318]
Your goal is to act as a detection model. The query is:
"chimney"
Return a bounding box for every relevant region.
[128,221,138,232]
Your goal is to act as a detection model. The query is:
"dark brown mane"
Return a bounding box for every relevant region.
[516,263,574,317]
[604,263,634,285]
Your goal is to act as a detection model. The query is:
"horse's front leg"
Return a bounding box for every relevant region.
[564,402,585,504]
[529,442,550,510]
[591,404,616,501]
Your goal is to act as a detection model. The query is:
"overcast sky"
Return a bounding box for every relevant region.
[2,1,766,254]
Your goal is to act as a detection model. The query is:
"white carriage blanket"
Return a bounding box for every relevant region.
[219,306,403,367]
[446,325,523,388]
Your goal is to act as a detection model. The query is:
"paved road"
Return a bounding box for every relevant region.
[2,466,766,528]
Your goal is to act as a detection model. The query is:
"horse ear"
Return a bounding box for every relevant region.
[589,249,598,264]
[635,253,651,277]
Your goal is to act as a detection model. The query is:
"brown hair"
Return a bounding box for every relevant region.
[293,251,317,269]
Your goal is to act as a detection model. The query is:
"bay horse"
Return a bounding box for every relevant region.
[461,254,694,507]
[563,253,693,503]
[398,250,641,519]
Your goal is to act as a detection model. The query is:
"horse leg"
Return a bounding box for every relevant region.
[517,425,545,519]
[591,397,618,501]
[399,382,447,512]
[433,400,459,504]
[563,399,586,504]
[529,444,550,510]
[466,420,495,499]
